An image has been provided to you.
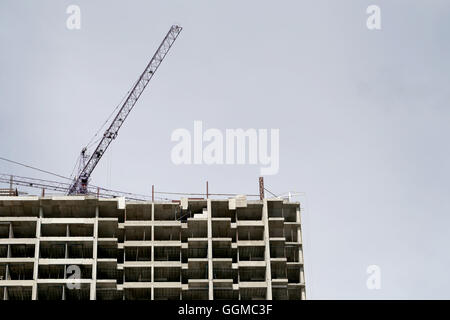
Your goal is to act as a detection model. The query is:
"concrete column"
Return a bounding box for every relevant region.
[297,206,302,263]
[3,286,8,300]
[32,206,42,300]
[4,221,11,298]
[151,203,154,300]
[4,224,11,300]
[64,224,68,298]
[296,204,306,300]
[262,199,272,300]
[90,206,99,300]
[9,222,13,238]
[300,266,305,284]
[236,211,240,300]
[7,222,11,284]
[207,199,213,300]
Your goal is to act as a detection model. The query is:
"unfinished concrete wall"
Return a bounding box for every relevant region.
[0,196,305,300]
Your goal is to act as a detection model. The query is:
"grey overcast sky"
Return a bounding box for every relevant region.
[1,0,450,299]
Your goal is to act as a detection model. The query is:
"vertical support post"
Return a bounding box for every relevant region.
[97,187,100,199]
[207,199,213,299]
[152,185,154,203]
[122,201,126,300]
[296,203,306,299]
[4,264,9,280]
[5,222,11,294]
[296,205,303,265]
[90,205,99,300]
[64,224,69,299]
[235,205,241,300]
[259,177,265,200]
[151,203,155,300]
[206,181,209,199]
[9,175,13,191]
[5,224,11,284]
[32,206,43,300]
[3,285,8,300]
[262,199,272,300]
[301,276,306,299]
[41,188,45,197]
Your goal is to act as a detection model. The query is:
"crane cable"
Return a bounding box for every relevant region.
[0,157,263,198]
[69,153,81,180]
[0,156,72,181]
[85,78,139,150]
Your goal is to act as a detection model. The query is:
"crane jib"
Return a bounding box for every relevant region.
[68,25,182,195]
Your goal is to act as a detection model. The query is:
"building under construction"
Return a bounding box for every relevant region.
[0,195,305,300]
[0,25,305,301]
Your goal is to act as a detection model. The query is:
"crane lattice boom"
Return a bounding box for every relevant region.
[68,25,182,195]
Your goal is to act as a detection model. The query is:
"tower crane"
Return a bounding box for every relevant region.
[68,25,182,195]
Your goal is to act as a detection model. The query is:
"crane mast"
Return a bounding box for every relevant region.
[68,25,182,195]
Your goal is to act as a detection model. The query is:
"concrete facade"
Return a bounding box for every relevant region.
[0,196,305,300]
